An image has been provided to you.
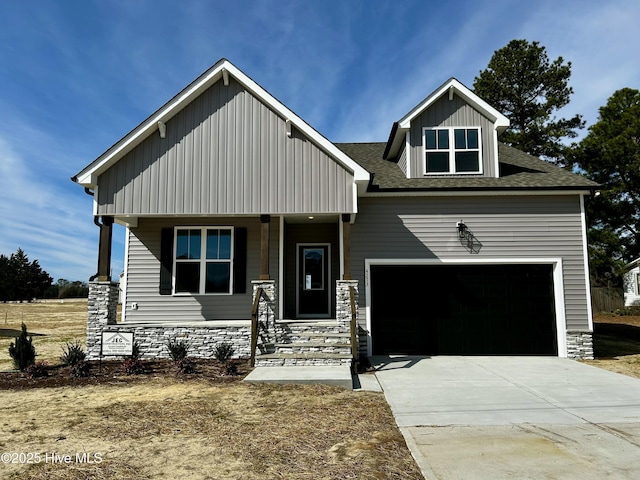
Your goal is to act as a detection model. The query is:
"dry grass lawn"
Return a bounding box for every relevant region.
[0,301,423,479]
[0,300,89,371]
[1,379,420,480]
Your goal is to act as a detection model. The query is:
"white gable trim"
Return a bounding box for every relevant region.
[74,59,369,188]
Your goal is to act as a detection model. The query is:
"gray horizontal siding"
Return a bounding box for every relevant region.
[409,94,497,178]
[350,195,590,331]
[123,217,280,323]
[97,77,354,216]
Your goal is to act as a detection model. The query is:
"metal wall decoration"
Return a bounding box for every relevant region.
[457,221,483,254]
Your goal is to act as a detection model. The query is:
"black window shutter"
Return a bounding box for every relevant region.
[233,227,247,294]
[159,228,174,295]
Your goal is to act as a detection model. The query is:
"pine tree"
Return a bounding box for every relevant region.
[473,39,584,166]
[572,88,640,285]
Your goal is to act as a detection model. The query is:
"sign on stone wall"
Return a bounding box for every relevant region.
[101,331,134,356]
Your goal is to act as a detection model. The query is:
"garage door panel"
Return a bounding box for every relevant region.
[371,264,557,356]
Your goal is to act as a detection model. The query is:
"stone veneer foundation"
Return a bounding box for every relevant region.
[565,330,594,360]
[86,280,278,361]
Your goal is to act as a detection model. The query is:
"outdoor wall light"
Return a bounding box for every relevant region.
[456,221,467,238]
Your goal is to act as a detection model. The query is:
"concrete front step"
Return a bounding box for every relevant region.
[244,365,353,389]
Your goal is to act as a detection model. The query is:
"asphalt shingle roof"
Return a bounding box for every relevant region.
[336,142,599,192]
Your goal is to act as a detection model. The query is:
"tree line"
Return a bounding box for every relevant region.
[0,249,89,301]
[472,39,639,287]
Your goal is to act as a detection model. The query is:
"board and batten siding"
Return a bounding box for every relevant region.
[122,217,280,323]
[97,77,355,216]
[350,195,590,331]
[409,94,497,178]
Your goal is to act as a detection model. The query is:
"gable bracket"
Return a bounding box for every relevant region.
[222,68,230,86]
[157,121,166,139]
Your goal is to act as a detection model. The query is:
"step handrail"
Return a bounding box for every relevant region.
[249,286,264,368]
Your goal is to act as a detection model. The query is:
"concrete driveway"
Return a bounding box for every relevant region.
[372,356,640,479]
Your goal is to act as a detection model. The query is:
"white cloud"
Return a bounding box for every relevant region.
[0,135,100,281]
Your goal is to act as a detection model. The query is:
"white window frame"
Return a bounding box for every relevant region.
[173,226,234,295]
[423,126,483,175]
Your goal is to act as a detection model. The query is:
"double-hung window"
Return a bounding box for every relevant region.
[424,127,482,174]
[174,227,233,294]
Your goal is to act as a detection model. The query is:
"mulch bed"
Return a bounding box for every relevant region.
[0,358,251,390]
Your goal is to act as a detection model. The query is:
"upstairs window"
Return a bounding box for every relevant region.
[424,127,482,174]
[174,227,233,294]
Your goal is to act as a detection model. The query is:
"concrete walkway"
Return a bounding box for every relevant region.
[373,356,640,479]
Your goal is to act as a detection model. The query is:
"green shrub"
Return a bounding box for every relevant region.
[213,343,235,363]
[60,341,87,366]
[8,322,36,371]
[614,306,640,316]
[166,339,190,361]
[26,361,49,378]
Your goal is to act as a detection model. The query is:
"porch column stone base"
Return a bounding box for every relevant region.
[252,280,277,339]
[566,330,594,360]
[86,281,119,359]
[336,280,358,333]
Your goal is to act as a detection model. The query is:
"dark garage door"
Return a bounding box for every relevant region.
[371,264,557,356]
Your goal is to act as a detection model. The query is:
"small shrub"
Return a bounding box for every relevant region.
[122,357,145,375]
[166,339,190,361]
[176,357,196,375]
[70,359,91,378]
[614,306,640,316]
[122,341,145,375]
[26,361,49,378]
[224,361,238,376]
[8,322,36,371]
[214,343,235,363]
[60,341,86,366]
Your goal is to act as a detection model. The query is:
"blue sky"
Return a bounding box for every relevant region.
[0,0,638,282]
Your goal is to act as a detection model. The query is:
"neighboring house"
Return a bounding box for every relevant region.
[623,258,640,306]
[72,59,598,365]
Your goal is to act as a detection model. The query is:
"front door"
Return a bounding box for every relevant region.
[297,244,331,317]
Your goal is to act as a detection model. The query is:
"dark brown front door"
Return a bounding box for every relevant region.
[297,244,330,317]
